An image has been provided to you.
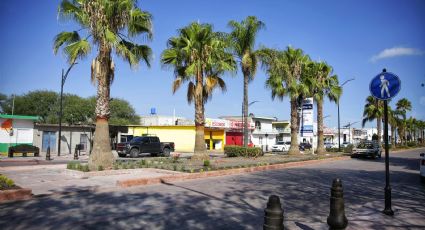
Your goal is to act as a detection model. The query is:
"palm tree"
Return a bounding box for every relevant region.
[396,98,412,145]
[307,61,341,154]
[258,46,311,155]
[228,16,265,147]
[387,105,400,148]
[54,0,153,170]
[161,22,236,159]
[362,96,384,147]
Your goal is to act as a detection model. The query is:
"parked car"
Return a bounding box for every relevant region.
[271,141,289,152]
[341,142,351,148]
[351,140,381,159]
[324,142,338,149]
[420,153,425,183]
[299,142,312,151]
[117,136,175,158]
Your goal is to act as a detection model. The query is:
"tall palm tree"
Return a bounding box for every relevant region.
[307,61,341,154]
[362,96,384,147]
[54,0,153,170]
[258,46,311,155]
[161,22,236,159]
[396,98,412,145]
[228,16,265,147]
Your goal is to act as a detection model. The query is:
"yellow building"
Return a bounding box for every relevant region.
[124,125,225,152]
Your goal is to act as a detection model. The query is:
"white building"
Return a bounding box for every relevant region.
[0,114,39,153]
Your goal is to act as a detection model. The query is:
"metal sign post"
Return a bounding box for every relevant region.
[369,68,401,216]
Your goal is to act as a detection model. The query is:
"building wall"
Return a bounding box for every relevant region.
[0,119,34,153]
[129,126,196,152]
[33,125,93,156]
[204,128,225,150]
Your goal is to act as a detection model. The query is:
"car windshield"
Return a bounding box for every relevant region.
[276,141,285,145]
[357,142,374,149]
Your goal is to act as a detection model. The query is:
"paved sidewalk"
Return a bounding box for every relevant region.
[0,164,185,195]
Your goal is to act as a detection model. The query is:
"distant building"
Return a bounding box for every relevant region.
[0,114,39,153]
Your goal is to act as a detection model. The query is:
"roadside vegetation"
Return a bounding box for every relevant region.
[0,175,16,190]
[66,153,344,173]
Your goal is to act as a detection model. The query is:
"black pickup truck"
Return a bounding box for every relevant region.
[116,136,175,158]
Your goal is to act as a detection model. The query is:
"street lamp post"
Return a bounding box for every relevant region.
[58,62,77,156]
[338,78,355,152]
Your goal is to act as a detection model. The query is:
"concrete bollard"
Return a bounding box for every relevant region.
[264,195,284,230]
[327,178,348,230]
[46,146,51,161]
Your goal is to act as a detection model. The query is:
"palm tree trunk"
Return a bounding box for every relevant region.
[243,70,249,147]
[316,99,325,154]
[377,117,382,147]
[193,70,207,160]
[288,98,300,155]
[88,48,114,171]
[390,125,395,149]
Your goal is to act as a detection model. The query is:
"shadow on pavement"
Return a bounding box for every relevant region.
[0,154,424,230]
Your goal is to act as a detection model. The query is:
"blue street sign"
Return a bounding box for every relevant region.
[369,71,401,100]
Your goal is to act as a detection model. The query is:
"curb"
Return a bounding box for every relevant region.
[0,188,32,203]
[117,156,349,188]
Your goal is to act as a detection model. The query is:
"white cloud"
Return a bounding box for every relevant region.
[420,96,425,106]
[370,47,423,62]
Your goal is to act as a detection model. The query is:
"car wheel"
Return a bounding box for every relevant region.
[130,148,139,158]
[162,148,171,157]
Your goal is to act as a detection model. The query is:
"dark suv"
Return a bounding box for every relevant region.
[299,142,312,151]
[120,136,175,158]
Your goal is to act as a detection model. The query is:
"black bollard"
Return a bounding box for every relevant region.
[46,146,51,161]
[74,146,79,160]
[264,195,284,230]
[327,178,348,230]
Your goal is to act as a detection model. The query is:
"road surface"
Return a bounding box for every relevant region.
[1,148,424,229]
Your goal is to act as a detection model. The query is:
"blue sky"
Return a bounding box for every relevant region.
[1,0,424,129]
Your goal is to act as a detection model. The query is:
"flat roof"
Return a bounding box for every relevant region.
[0,114,40,120]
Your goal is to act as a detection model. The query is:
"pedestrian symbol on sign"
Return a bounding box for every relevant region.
[379,75,390,98]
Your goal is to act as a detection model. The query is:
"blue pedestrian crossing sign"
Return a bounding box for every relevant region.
[369,71,401,100]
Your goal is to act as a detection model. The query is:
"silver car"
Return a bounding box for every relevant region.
[351,140,382,159]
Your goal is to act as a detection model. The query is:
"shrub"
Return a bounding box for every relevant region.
[344,144,354,153]
[407,142,417,147]
[0,175,15,189]
[203,159,210,167]
[113,163,119,170]
[67,161,81,170]
[326,147,340,152]
[97,165,104,171]
[224,145,263,158]
[81,164,89,172]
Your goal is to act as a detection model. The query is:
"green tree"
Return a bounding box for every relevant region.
[161,22,236,159]
[228,16,265,147]
[258,46,311,155]
[396,98,412,145]
[307,61,341,154]
[54,0,153,170]
[362,96,384,147]
[2,91,59,122]
[0,93,7,113]
[109,98,140,125]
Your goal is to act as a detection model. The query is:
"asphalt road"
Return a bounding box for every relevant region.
[1,148,424,230]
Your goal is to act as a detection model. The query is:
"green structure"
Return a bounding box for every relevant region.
[0,114,40,153]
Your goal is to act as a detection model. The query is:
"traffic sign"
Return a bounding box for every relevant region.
[369,71,401,100]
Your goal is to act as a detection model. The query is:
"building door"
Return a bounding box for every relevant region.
[80,134,88,152]
[226,132,243,146]
[42,131,56,152]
